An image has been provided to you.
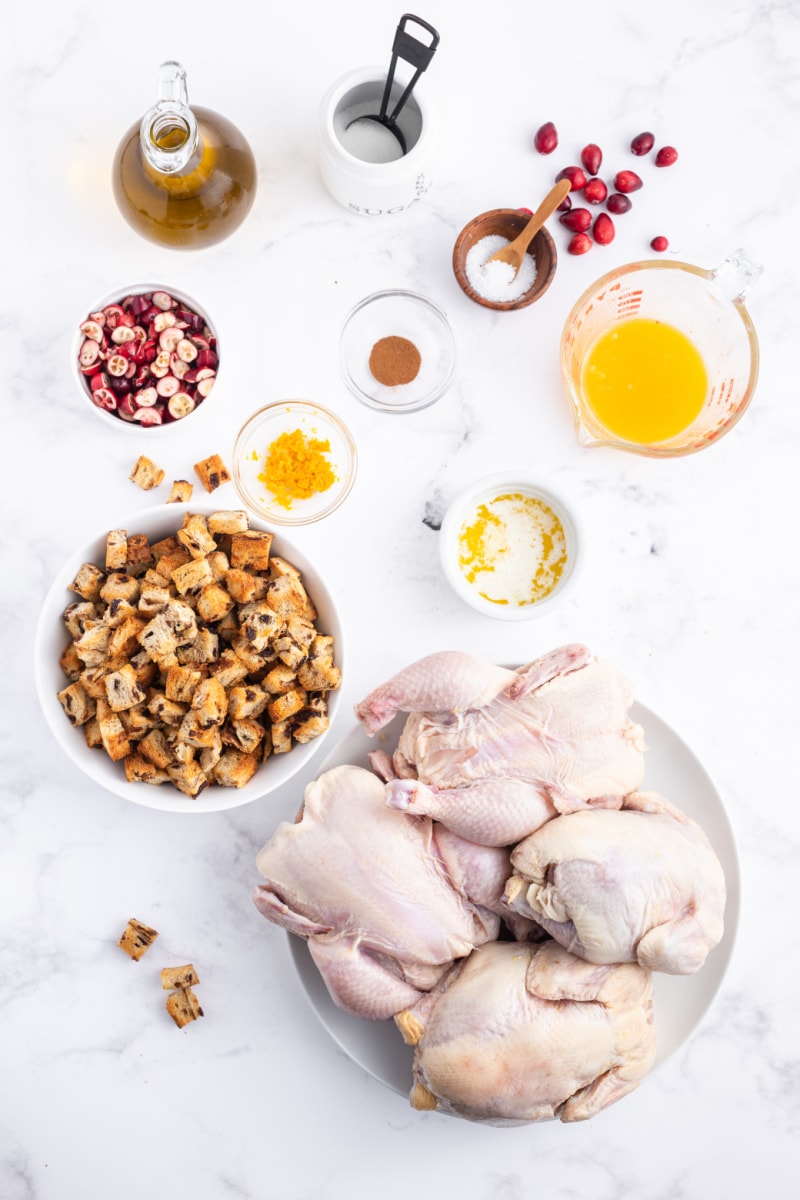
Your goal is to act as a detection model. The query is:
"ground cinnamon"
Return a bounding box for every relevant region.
[369,335,422,386]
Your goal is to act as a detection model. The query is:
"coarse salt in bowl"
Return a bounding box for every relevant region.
[34,501,344,813]
[72,282,220,435]
[452,210,557,312]
[439,473,581,619]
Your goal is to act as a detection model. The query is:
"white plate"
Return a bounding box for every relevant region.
[287,700,740,1098]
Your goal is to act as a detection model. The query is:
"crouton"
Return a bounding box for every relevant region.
[147,692,188,726]
[177,514,217,560]
[108,615,148,660]
[193,453,231,494]
[166,759,209,798]
[262,663,298,695]
[138,727,173,769]
[171,557,213,596]
[125,534,153,578]
[105,530,128,573]
[271,720,293,754]
[267,688,307,724]
[207,510,249,535]
[161,964,200,991]
[117,918,159,961]
[207,649,249,689]
[230,530,273,572]
[196,581,236,623]
[138,583,172,615]
[129,455,165,491]
[96,698,132,762]
[74,623,110,668]
[166,987,204,1027]
[296,635,341,692]
[104,663,147,712]
[165,665,205,704]
[63,601,99,640]
[227,684,269,720]
[59,641,83,681]
[56,681,96,726]
[212,747,259,788]
[293,696,330,744]
[225,568,267,605]
[206,550,230,581]
[123,754,170,785]
[69,561,106,601]
[167,480,194,504]
[266,574,316,621]
[175,629,219,666]
[190,677,228,728]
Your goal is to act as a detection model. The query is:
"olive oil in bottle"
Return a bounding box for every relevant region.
[112,61,257,249]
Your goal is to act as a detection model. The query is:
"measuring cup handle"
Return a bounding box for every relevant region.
[711,249,764,300]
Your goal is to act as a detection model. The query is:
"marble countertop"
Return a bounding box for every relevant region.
[3,1,799,1196]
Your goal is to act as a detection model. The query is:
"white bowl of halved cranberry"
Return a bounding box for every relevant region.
[73,283,220,433]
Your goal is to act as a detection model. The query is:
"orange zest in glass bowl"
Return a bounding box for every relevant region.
[257,428,338,510]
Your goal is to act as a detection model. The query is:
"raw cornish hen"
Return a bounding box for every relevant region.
[504,790,726,974]
[253,764,524,1020]
[400,939,656,1124]
[356,644,646,847]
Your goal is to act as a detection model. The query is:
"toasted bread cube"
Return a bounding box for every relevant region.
[103,598,137,629]
[177,514,217,560]
[84,716,103,749]
[166,986,204,1027]
[207,649,249,689]
[138,727,174,769]
[118,918,159,961]
[59,641,83,681]
[80,663,117,700]
[166,760,209,798]
[129,651,159,691]
[230,530,273,572]
[268,555,302,581]
[63,600,99,639]
[176,712,221,749]
[100,573,141,604]
[227,684,269,720]
[104,664,146,712]
[225,568,267,605]
[171,557,213,596]
[293,696,330,744]
[207,510,249,535]
[120,703,155,740]
[151,535,179,562]
[161,964,200,991]
[69,561,106,601]
[167,479,194,504]
[124,754,170,785]
[273,635,307,673]
[108,615,148,660]
[262,663,298,694]
[125,534,153,578]
[138,583,172,615]
[213,747,259,788]
[296,635,341,692]
[267,688,306,724]
[170,738,196,766]
[266,574,316,621]
[130,455,165,491]
[165,665,205,704]
[271,719,293,754]
[195,582,235,623]
[238,601,281,652]
[222,718,265,755]
[57,681,96,726]
[206,550,230,582]
[191,677,228,727]
[96,698,133,762]
[106,529,128,572]
[147,692,188,726]
[199,730,223,773]
[74,623,110,668]
[228,636,267,674]
[176,629,219,666]
[215,612,240,644]
[193,453,231,494]
[154,546,192,581]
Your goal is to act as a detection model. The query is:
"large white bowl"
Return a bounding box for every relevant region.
[34,502,344,813]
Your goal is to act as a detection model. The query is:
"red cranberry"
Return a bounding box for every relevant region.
[650,236,669,252]
[567,232,593,255]
[556,193,572,212]
[614,170,643,193]
[593,213,615,245]
[559,208,592,233]
[655,146,678,167]
[606,193,633,214]
[556,165,588,192]
[583,178,608,204]
[534,122,558,154]
[630,131,655,156]
[580,143,603,175]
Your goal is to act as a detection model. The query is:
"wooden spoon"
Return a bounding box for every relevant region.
[484,178,572,280]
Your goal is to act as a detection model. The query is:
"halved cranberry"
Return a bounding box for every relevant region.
[168,392,196,420]
[92,388,118,410]
[106,354,128,377]
[117,394,138,421]
[130,293,151,316]
[79,339,102,367]
[153,311,177,334]
[103,304,125,329]
[196,376,216,398]
[176,338,198,363]
[90,371,110,392]
[170,355,190,379]
[151,291,174,311]
[149,351,171,378]
[80,319,104,342]
[135,386,159,407]
[159,327,183,353]
[196,349,218,370]
[156,375,180,398]
[134,407,163,425]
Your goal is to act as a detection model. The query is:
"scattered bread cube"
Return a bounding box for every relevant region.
[166,987,204,1028]
[105,530,128,573]
[193,453,231,494]
[161,964,200,991]
[117,918,159,961]
[130,455,165,491]
[167,480,194,503]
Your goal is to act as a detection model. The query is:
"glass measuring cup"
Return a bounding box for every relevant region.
[559,251,762,457]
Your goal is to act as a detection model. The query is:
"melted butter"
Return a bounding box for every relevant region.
[457,492,567,606]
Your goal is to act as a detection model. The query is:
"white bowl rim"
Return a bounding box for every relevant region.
[439,471,582,621]
[34,500,344,813]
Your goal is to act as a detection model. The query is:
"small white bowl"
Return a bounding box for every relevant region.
[439,473,581,620]
[72,282,219,436]
[34,502,343,813]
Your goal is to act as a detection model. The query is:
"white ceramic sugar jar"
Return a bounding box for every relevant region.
[317,64,438,216]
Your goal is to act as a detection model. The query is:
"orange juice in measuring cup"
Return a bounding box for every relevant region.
[559,252,761,457]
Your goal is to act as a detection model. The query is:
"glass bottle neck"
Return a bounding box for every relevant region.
[140,61,200,176]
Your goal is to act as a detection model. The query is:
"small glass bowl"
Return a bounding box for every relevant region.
[72,281,219,435]
[439,473,581,620]
[339,289,457,413]
[232,401,357,526]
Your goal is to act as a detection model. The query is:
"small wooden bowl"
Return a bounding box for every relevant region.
[452,209,558,311]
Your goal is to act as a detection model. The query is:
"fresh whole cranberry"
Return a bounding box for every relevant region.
[534,121,558,154]
[567,232,593,255]
[556,165,588,192]
[614,170,644,193]
[630,131,655,156]
[583,178,608,204]
[651,236,669,252]
[593,213,615,245]
[556,193,572,212]
[559,207,592,233]
[655,145,678,167]
[606,193,633,214]
[580,143,603,175]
